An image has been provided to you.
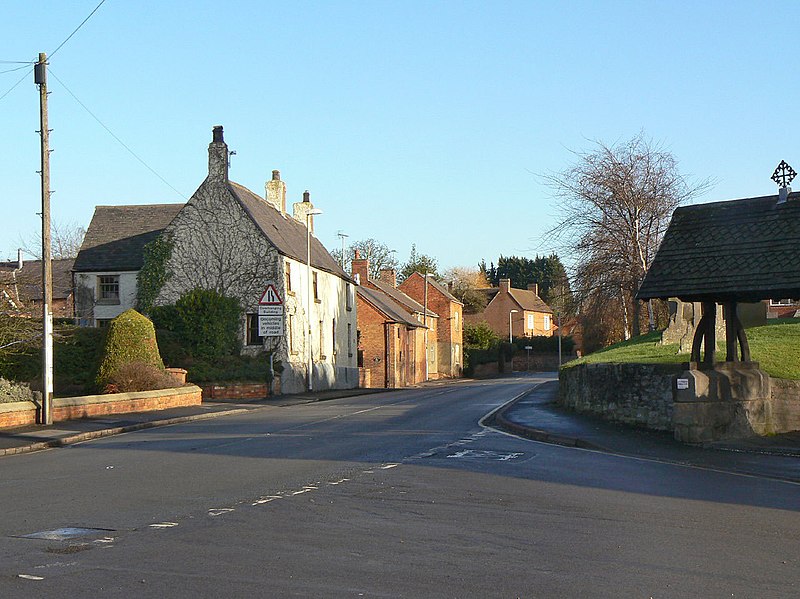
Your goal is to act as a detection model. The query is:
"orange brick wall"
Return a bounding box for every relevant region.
[201,384,268,400]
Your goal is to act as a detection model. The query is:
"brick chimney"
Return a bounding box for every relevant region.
[379,268,397,288]
[208,125,228,182]
[351,249,369,285]
[293,190,316,233]
[499,278,511,293]
[265,169,286,213]
[527,283,539,296]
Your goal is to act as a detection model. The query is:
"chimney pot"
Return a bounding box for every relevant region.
[212,125,224,143]
[272,170,281,181]
[208,125,229,181]
[500,278,511,293]
[303,190,310,203]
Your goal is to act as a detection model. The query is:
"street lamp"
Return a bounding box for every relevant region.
[509,309,518,343]
[306,208,323,391]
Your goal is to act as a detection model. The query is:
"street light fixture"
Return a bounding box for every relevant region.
[306,208,323,391]
[509,309,518,343]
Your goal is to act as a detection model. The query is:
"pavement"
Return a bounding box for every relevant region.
[2,376,800,481]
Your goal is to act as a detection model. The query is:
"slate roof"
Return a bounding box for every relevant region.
[369,279,439,318]
[357,286,424,328]
[229,182,348,279]
[637,192,800,302]
[0,258,74,300]
[73,204,183,272]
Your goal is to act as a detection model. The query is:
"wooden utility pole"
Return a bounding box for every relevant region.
[35,52,53,425]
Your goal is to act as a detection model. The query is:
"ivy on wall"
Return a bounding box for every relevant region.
[136,235,174,314]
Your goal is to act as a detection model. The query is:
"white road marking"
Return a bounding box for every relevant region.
[149,522,179,529]
[208,508,235,516]
[18,574,44,580]
[381,463,399,469]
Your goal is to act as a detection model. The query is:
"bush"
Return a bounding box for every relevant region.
[464,322,500,350]
[0,377,40,403]
[103,361,180,394]
[180,353,277,384]
[158,289,241,361]
[96,310,164,390]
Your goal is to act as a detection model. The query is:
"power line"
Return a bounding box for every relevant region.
[0,60,36,64]
[0,63,35,75]
[49,68,187,200]
[49,0,108,59]
[0,68,32,102]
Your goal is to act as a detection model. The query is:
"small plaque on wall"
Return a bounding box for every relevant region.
[676,378,689,390]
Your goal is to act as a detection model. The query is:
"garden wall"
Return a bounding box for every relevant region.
[0,385,202,429]
[559,363,682,431]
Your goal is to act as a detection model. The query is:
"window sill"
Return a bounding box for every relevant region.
[96,299,120,305]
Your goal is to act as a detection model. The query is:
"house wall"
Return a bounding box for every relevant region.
[399,275,463,377]
[74,271,138,325]
[278,256,358,393]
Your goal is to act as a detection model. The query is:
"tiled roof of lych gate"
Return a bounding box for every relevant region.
[357,286,425,328]
[73,204,184,272]
[637,192,800,302]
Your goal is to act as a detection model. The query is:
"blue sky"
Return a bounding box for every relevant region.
[2,1,797,272]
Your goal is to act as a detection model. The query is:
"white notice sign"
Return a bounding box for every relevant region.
[258,305,283,316]
[259,315,284,337]
[676,378,689,390]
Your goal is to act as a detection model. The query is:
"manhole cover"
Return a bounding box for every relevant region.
[18,527,115,541]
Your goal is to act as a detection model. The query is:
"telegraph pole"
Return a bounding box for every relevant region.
[35,52,53,425]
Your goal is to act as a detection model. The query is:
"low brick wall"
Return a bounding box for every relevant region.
[559,363,682,431]
[0,385,202,429]
[201,383,268,400]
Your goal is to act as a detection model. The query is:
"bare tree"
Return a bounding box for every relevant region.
[545,133,711,343]
[19,220,86,260]
[331,238,399,279]
[441,266,490,314]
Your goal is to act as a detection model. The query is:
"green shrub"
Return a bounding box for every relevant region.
[96,310,164,390]
[103,361,180,394]
[182,353,276,384]
[464,322,500,350]
[0,377,40,403]
[161,289,241,361]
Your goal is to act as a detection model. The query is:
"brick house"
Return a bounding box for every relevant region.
[0,255,74,318]
[399,271,463,377]
[74,126,357,394]
[351,253,438,385]
[466,278,554,340]
[356,285,426,388]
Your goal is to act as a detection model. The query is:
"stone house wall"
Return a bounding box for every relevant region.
[74,271,139,325]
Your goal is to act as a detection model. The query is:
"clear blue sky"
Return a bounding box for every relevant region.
[3,1,797,272]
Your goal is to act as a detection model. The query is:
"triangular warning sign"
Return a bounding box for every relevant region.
[259,284,283,305]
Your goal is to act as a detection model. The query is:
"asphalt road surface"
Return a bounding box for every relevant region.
[0,374,798,598]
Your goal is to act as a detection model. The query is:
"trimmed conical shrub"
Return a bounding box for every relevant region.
[96,309,164,390]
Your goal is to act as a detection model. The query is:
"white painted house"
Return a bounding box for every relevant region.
[73,126,357,394]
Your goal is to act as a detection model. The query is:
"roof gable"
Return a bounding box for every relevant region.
[369,279,439,318]
[638,192,800,301]
[357,286,424,327]
[73,204,183,272]
[403,272,463,305]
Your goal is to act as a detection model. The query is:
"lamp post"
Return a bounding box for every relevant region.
[423,272,429,381]
[509,309,518,343]
[306,208,323,391]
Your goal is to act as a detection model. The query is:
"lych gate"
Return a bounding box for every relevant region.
[637,162,800,442]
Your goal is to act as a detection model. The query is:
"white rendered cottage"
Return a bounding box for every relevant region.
[74,126,357,394]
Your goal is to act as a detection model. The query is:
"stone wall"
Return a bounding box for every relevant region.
[768,378,800,433]
[559,363,682,431]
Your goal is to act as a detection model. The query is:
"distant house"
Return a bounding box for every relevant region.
[73,204,183,326]
[0,255,75,318]
[73,126,357,394]
[351,253,437,386]
[399,272,463,377]
[466,279,554,340]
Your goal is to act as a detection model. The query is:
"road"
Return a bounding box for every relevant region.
[0,374,798,598]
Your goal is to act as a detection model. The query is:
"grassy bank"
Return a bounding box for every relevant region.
[564,319,800,380]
